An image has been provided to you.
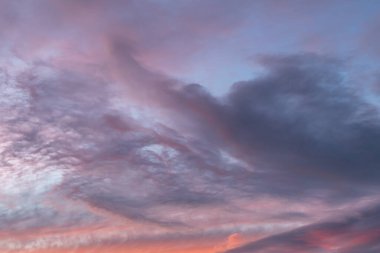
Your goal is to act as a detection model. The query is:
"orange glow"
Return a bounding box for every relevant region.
[6,233,250,253]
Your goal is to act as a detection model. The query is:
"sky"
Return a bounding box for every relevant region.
[0,0,380,252]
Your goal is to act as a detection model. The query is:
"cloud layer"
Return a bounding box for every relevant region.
[0,1,380,252]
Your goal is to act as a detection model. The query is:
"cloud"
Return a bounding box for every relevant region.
[1,42,380,252]
[225,204,380,253]
[208,54,380,198]
[0,0,379,251]
[0,51,236,249]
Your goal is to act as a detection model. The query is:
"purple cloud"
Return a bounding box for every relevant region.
[0,1,380,252]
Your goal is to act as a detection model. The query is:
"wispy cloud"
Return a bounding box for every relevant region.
[0,0,380,252]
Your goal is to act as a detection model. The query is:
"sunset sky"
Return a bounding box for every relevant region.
[1,1,380,252]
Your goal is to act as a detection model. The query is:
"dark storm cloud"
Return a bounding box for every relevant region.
[130,53,380,203]
[202,54,380,197]
[114,52,380,201]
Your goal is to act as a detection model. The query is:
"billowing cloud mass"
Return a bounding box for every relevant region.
[0,0,380,252]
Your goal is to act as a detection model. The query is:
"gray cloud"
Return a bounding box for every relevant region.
[202,54,380,199]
